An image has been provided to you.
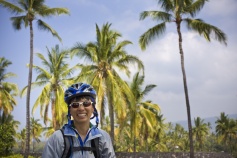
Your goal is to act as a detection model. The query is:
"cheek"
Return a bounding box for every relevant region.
[88,107,94,114]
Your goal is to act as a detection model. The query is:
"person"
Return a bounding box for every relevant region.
[42,82,116,158]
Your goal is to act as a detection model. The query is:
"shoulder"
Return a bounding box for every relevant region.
[46,130,64,145]
[42,130,65,157]
[95,128,112,143]
[98,129,110,138]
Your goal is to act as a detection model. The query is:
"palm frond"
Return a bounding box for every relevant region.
[37,19,62,42]
[140,11,172,22]
[139,22,166,51]
[184,18,227,45]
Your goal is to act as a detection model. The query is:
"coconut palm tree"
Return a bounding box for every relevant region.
[215,112,228,135]
[0,1,69,156]
[127,72,160,152]
[16,128,26,153]
[30,117,42,153]
[166,123,188,152]
[71,23,144,144]
[192,117,209,151]
[147,113,167,152]
[139,0,227,157]
[21,45,81,130]
[216,113,237,153]
[0,57,19,114]
[42,121,55,138]
[0,112,20,131]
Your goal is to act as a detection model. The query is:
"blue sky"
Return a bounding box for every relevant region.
[1,0,237,130]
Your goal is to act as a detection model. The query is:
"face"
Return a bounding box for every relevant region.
[69,96,94,125]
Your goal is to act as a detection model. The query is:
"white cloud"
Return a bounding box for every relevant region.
[203,0,237,17]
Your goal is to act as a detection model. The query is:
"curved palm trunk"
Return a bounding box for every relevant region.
[25,21,34,158]
[176,21,194,158]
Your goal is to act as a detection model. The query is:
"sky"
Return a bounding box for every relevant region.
[1,0,237,130]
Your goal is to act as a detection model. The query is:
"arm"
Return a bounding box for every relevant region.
[42,130,64,158]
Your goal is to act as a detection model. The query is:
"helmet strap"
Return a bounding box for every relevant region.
[67,108,72,126]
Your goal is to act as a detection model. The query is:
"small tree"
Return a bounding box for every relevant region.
[0,123,16,156]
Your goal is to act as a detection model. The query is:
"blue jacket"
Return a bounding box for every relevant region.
[42,124,116,158]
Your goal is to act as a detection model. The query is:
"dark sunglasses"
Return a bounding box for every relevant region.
[70,101,93,108]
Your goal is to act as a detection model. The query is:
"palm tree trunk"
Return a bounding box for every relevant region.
[52,98,56,130]
[109,102,114,145]
[133,112,136,154]
[25,20,34,158]
[176,22,194,158]
[107,82,115,146]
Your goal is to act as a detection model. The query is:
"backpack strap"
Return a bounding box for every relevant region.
[91,137,100,158]
[60,127,100,158]
[60,128,73,158]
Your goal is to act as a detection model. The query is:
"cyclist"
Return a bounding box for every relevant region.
[42,82,115,158]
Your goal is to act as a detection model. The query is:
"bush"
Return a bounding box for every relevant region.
[0,154,35,158]
[0,124,15,156]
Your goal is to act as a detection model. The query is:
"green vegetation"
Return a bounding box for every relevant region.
[0,116,16,156]
[0,0,235,157]
[0,0,69,156]
[139,0,227,157]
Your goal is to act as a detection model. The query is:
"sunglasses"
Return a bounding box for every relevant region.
[70,101,93,108]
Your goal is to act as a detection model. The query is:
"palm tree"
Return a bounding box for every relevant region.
[215,112,228,135]
[0,112,20,131]
[0,57,19,114]
[216,113,237,153]
[139,0,227,157]
[148,113,167,152]
[0,1,69,156]
[71,23,144,145]
[166,123,188,152]
[21,45,81,130]
[16,128,26,153]
[30,117,42,153]
[0,113,20,155]
[42,121,55,138]
[192,117,209,151]
[127,72,160,152]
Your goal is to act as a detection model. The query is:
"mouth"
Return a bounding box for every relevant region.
[77,113,87,117]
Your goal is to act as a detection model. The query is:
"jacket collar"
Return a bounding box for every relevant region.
[62,123,101,137]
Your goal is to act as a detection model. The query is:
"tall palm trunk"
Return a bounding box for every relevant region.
[176,21,194,158]
[133,111,136,154]
[25,20,34,158]
[108,98,114,145]
[107,83,115,145]
[51,98,56,129]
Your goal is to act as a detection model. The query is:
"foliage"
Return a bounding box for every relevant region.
[139,0,227,157]
[0,57,19,114]
[22,45,79,130]
[0,123,16,156]
[15,129,26,153]
[0,0,70,155]
[71,22,144,144]
[125,72,160,152]
[0,154,34,158]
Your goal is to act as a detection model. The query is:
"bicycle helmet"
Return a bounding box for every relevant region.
[64,82,96,104]
[64,82,99,127]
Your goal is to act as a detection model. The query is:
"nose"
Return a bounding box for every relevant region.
[77,103,85,109]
